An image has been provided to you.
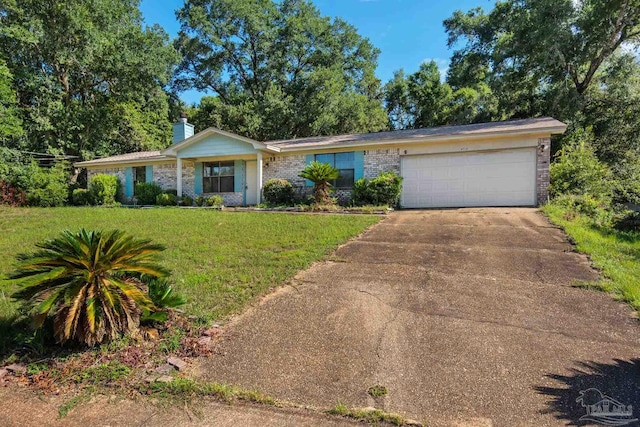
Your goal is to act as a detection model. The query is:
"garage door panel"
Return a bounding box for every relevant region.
[401,149,536,208]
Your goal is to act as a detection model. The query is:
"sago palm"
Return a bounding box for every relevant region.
[299,161,340,204]
[10,229,170,346]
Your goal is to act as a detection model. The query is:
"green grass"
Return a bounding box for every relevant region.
[328,403,414,426]
[543,203,640,312]
[0,207,378,323]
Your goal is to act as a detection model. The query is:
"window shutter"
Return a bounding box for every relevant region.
[124,167,134,197]
[304,154,314,187]
[194,162,202,194]
[145,165,153,183]
[234,160,244,193]
[354,151,365,181]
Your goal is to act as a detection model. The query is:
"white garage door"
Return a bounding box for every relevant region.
[401,148,536,208]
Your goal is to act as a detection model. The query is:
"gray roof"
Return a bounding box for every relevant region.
[267,117,566,149]
[76,150,167,166]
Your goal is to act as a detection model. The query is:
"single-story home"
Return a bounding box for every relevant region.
[75,116,566,208]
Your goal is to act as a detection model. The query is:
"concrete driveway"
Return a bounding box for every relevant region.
[197,209,640,426]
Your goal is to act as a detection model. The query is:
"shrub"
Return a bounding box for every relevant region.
[135,182,163,205]
[10,229,169,346]
[0,181,26,206]
[263,178,295,206]
[352,171,403,207]
[206,195,224,207]
[299,161,339,204]
[24,161,70,207]
[90,174,121,205]
[549,132,610,200]
[194,196,206,207]
[156,192,178,206]
[180,195,194,206]
[72,188,93,206]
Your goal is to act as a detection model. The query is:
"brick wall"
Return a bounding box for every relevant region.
[181,161,195,197]
[364,148,401,179]
[263,154,307,188]
[537,138,551,206]
[153,163,176,191]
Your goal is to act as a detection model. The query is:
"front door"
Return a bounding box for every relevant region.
[245,160,257,205]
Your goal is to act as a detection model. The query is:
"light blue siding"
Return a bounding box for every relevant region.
[124,167,134,197]
[305,154,314,187]
[173,121,194,144]
[145,165,153,183]
[234,160,245,193]
[194,162,203,194]
[354,151,365,181]
[177,134,257,158]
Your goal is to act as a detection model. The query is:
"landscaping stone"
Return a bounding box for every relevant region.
[0,369,7,378]
[5,364,26,375]
[156,375,174,383]
[203,326,221,337]
[155,364,174,375]
[167,357,187,371]
[145,375,158,383]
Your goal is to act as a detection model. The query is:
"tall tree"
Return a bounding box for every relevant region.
[0,0,179,159]
[444,0,640,119]
[174,0,387,141]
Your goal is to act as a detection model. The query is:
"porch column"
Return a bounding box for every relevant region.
[176,157,182,197]
[257,151,263,204]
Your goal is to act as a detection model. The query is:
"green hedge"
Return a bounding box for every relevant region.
[351,171,403,207]
[89,174,121,205]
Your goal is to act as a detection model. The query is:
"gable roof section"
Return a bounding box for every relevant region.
[162,127,280,156]
[267,117,566,151]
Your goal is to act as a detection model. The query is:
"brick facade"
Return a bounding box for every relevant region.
[364,148,401,179]
[153,163,177,191]
[263,155,307,188]
[536,137,551,206]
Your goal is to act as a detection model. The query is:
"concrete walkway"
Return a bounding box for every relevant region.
[197,209,640,426]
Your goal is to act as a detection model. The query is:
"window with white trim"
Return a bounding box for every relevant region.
[203,161,235,193]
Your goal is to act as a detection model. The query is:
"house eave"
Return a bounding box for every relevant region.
[74,155,174,168]
[274,125,567,153]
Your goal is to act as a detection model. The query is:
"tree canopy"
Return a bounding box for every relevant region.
[0,0,179,160]
[174,0,387,141]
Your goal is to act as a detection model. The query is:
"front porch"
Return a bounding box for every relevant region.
[176,152,264,207]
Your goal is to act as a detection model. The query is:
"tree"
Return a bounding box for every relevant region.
[174,0,387,140]
[299,161,340,204]
[383,61,452,129]
[11,229,170,346]
[444,0,640,119]
[0,0,179,160]
[0,60,22,141]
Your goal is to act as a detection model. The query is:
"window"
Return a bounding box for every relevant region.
[203,161,235,193]
[133,166,146,194]
[314,152,355,189]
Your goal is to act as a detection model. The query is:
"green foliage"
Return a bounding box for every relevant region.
[156,192,178,206]
[0,0,179,159]
[10,229,169,346]
[351,172,403,207]
[71,189,93,206]
[146,278,186,309]
[175,0,387,141]
[299,161,340,204]
[74,360,131,384]
[263,179,295,206]
[89,174,121,206]
[206,195,224,207]
[194,196,206,207]
[0,60,22,141]
[549,132,610,200]
[0,149,70,207]
[134,182,163,205]
[179,195,194,206]
[367,384,388,397]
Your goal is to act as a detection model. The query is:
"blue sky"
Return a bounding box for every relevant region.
[140,0,491,104]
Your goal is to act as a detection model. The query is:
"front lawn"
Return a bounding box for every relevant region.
[0,208,379,323]
[543,203,640,312]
